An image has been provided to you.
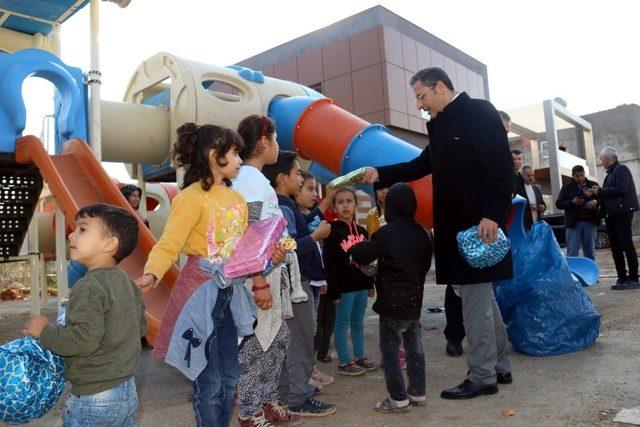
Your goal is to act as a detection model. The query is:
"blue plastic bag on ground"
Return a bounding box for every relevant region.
[494,221,601,356]
[0,337,66,424]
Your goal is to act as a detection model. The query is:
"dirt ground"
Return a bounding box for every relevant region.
[1,248,639,427]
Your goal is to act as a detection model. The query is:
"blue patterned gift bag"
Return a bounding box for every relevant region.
[0,337,66,424]
[456,225,510,269]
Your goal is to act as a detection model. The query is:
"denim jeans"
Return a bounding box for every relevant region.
[193,287,239,427]
[334,289,368,364]
[565,221,596,260]
[379,317,425,401]
[62,377,137,427]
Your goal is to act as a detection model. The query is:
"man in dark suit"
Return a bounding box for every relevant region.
[363,67,513,400]
[521,165,546,230]
[586,146,639,289]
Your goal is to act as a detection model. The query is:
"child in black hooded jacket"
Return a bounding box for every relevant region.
[350,183,432,413]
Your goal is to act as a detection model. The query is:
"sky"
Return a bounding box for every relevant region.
[21,0,640,181]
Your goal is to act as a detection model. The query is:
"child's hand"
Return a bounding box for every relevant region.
[271,244,286,265]
[312,220,331,241]
[23,315,49,338]
[324,185,337,201]
[135,274,157,291]
[254,288,273,310]
[332,299,340,305]
[368,289,376,298]
[320,285,328,295]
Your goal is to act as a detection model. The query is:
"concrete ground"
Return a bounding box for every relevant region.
[1,248,639,427]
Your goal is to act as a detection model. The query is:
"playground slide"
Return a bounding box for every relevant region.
[15,136,177,346]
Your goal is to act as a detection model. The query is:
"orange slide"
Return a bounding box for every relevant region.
[15,135,176,346]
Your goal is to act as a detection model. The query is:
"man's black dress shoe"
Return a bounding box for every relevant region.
[441,379,498,400]
[445,340,463,357]
[497,372,512,384]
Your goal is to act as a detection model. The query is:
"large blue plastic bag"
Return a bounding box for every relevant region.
[0,336,66,424]
[494,221,601,356]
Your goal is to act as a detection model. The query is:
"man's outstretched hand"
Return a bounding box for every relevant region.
[362,167,379,185]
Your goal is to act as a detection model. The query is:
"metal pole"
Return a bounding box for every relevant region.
[88,0,102,160]
[26,214,40,315]
[543,100,562,214]
[55,206,68,309]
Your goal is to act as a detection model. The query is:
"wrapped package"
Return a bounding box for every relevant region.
[0,337,66,424]
[328,167,367,189]
[224,216,287,279]
[456,225,510,269]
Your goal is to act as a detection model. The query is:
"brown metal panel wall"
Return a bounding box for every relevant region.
[349,26,383,71]
[381,26,403,68]
[352,63,386,115]
[404,69,420,119]
[322,38,351,80]
[443,56,458,88]
[455,62,469,94]
[260,65,275,78]
[385,62,407,113]
[297,48,323,86]
[323,74,354,113]
[430,48,445,68]
[416,43,432,69]
[401,34,418,72]
[274,57,298,82]
[389,109,409,129]
[359,111,386,124]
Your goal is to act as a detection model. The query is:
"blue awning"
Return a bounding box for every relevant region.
[0,1,89,36]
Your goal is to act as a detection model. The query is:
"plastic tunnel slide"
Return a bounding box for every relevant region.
[15,136,177,346]
[269,96,434,228]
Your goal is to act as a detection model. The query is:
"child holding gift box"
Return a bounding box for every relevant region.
[233,115,296,426]
[263,151,336,418]
[136,123,284,427]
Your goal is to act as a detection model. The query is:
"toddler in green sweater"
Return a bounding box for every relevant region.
[24,203,146,427]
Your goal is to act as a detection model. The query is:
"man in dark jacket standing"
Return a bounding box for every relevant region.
[363,67,513,400]
[350,183,432,412]
[555,165,600,260]
[586,146,639,289]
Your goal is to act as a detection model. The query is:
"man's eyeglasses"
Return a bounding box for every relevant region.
[416,84,437,101]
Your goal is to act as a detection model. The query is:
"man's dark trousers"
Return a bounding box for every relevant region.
[444,284,465,343]
[606,212,638,281]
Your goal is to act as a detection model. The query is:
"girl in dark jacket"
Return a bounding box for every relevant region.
[322,187,375,376]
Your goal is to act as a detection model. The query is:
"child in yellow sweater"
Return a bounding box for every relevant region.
[136,123,282,427]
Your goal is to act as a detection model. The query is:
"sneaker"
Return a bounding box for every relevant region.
[355,357,377,371]
[408,393,426,406]
[238,410,273,427]
[312,366,334,385]
[375,396,411,413]
[288,398,337,417]
[338,362,366,376]
[262,401,289,424]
